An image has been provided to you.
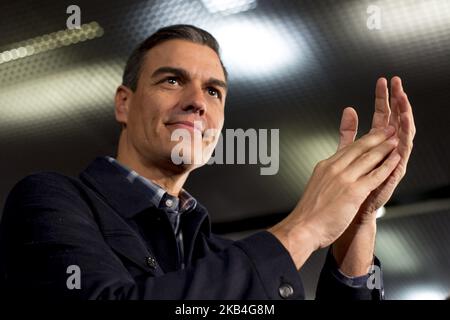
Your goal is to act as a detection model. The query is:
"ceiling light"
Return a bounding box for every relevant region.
[0,21,104,65]
[0,60,122,137]
[211,18,306,78]
[201,0,257,15]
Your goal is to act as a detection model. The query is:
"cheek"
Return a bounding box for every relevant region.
[209,108,225,131]
[140,92,170,133]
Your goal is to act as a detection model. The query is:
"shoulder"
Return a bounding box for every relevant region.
[208,233,235,249]
[3,171,89,216]
[7,171,80,198]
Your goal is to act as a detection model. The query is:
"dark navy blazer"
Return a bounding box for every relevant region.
[0,157,382,299]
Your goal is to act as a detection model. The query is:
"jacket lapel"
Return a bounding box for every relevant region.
[79,157,163,275]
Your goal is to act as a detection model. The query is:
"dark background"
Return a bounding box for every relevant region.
[1,0,449,299]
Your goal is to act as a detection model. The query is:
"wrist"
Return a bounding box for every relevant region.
[332,221,377,277]
[268,219,318,270]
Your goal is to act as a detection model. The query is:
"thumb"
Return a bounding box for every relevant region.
[338,107,358,151]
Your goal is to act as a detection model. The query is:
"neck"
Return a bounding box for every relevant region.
[116,132,190,197]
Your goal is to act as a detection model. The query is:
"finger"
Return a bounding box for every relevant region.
[371,77,391,129]
[388,76,402,132]
[338,107,358,151]
[358,149,401,191]
[397,89,416,137]
[395,79,416,177]
[396,101,415,177]
[398,97,414,150]
[329,125,396,168]
[343,135,399,180]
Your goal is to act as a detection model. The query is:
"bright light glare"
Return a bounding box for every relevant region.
[212,20,298,77]
[0,22,104,65]
[0,61,122,135]
[381,0,450,37]
[376,206,386,219]
[401,285,447,300]
[346,0,450,45]
[201,0,257,15]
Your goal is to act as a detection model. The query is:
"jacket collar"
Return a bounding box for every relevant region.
[79,157,159,219]
[79,156,211,236]
[78,156,212,272]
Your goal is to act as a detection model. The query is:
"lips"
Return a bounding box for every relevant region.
[166,120,204,134]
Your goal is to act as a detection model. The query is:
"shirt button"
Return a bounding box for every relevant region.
[279,283,294,299]
[146,256,157,269]
[165,199,173,207]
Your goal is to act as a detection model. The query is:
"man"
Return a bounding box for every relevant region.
[0,25,415,299]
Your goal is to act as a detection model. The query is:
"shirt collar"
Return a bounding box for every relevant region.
[105,156,197,213]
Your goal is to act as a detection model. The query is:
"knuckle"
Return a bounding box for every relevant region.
[351,141,365,154]
[342,182,360,197]
[359,151,375,164]
[386,137,398,146]
[368,168,382,181]
[314,159,328,173]
[316,159,327,169]
[373,128,387,138]
[364,131,383,145]
[381,139,398,153]
[372,160,392,177]
[328,163,340,176]
[407,142,413,153]
[336,172,352,185]
[384,141,398,151]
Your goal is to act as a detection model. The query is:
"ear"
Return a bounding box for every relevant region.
[114,85,133,127]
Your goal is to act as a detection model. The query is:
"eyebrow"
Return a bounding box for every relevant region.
[151,66,228,91]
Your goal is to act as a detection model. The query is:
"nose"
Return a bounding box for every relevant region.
[182,84,207,116]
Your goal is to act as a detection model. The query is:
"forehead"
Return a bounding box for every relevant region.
[142,39,225,81]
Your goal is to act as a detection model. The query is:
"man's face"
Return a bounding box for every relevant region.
[116,39,227,171]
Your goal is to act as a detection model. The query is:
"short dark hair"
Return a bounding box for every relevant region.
[122,24,228,91]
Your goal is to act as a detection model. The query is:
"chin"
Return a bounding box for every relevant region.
[163,158,204,175]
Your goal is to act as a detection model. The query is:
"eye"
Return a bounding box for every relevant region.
[166,77,179,85]
[207,87,221,99]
